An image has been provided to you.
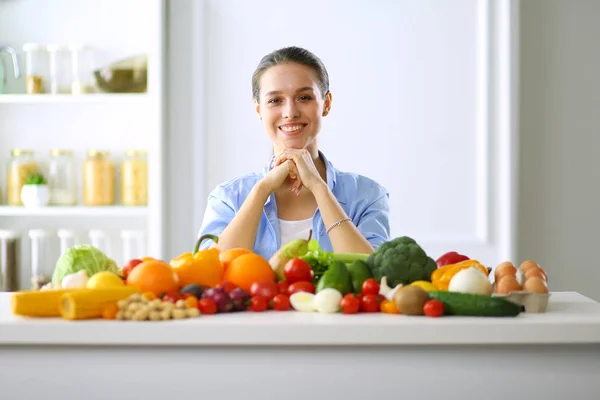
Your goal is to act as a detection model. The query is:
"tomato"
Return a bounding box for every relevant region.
[250,280,280,300]
[197,298,217,314]
[340,294,360,314]
[249,296,269,312]
[277,281,291,295]
[360,294,380,313]
[122,258,143,280]
[283,258,314,284]
[288,281,315,295]
[271,294,291,311]
[216,280,237,293]
[355,293,364,305]
[361,278,380,296]
[423,299,444,317]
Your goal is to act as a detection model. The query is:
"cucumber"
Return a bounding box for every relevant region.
[428,291,522,317]
[346,260,373,293]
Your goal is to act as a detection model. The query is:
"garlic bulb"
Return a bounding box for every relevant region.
[61,270,89,289]
[379,276,403,301]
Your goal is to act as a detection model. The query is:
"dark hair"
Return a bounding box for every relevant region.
[252,46,330,101]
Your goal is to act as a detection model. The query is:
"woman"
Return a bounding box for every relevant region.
[198,46,390,260]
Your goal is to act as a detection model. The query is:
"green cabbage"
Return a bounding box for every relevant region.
[52,244,119,285]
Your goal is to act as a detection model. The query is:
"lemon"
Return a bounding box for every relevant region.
[410,280,438,292]
[86,271,125,289]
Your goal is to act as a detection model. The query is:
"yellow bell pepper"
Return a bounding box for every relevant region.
[169,234,224,288]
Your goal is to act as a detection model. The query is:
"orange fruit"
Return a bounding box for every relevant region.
[224,253,275,291]
[126,259,180,295]
[220,248,253,270]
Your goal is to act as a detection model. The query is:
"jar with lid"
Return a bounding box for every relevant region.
[22,43,48,94]
[7,149,39,206]
[28,229,51,290]
[0,230,20,292]
[48,149,77,205]
[70,45,96,94]
[47,44,72,94]
[83,150,114,206]
[121,150,148,206]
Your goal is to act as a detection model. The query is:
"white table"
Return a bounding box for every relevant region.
[1,291,599,400]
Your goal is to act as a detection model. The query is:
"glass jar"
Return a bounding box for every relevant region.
[71,45,96,94]
[83,150,114,206]
[28,229,51,290]
[23,43,47,94]
[7,149,39,206]
[121,150,148,206]
[47,44,72,94]
[0,230,20,292]
[48,149,77,205]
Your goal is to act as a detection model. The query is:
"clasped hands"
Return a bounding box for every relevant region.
[264,149,325,195]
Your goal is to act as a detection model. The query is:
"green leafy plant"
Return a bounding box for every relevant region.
[26,172,47,185]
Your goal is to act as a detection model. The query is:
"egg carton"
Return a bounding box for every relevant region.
[492,291,551,313]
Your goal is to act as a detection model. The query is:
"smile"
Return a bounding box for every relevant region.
[279,124,306,134]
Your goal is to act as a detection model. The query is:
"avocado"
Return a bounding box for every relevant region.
[428,291,522,317]
[346,259,373,293]
[316,261,353,295]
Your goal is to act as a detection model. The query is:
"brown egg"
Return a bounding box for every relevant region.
[524,267,548,282]
[522,277,549,294]
[494,262,517,281]
[495,275,521,295]
[520,260,540,271]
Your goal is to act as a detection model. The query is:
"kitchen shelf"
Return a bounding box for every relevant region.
[0,94,149,104]
[0,206,148,217]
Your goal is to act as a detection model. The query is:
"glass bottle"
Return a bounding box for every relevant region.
[83,150,114,206]
[28,229,51,290]
[0,230,20,292]
[71,45,96,94]
[7,149,39,206]
[121,150,148,206]
[48,149,77,205]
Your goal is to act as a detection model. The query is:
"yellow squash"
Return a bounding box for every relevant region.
[59,287,140,320]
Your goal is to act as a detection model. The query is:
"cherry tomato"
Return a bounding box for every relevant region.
[271,294,291,311]
[161,291,181,303]
[184,295,198,309]
[288,281,315,295]
[355,293,364,305]
[249,296,269,312]
[361,294,381,313]
[277,281,291,295]
[197,298,217,314]
[361,278,380,296]
[283,258,314,284]
[216,280,237,293]
[340,294,360,314]
[423,300,444,317]
[250,280,280,300]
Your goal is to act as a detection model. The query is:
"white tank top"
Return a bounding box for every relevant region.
[279,218,313,247]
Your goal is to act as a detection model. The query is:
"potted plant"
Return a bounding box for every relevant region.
[21,172,50,207]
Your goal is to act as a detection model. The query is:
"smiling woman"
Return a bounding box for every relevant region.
[197,46,390,260]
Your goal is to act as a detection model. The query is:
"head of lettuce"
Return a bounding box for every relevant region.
[52,245,120,285]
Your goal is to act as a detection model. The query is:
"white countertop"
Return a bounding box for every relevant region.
[1,291,599,346]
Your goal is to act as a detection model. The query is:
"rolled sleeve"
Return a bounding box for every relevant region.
[356,192,391,249]
[197,189,236,250]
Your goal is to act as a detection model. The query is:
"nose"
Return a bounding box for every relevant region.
[282,101,300,119]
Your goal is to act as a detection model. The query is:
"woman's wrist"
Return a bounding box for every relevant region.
[255,179,274,198]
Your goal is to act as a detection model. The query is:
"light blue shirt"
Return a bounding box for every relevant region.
[197,151,390,260]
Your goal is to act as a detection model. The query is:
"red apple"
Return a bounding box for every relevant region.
[122,259,143,280]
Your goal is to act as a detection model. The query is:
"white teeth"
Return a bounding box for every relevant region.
[281,125,303,132]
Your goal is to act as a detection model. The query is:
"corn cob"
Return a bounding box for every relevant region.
[60,287,140,320]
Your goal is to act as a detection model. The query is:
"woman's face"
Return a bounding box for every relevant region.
[255,62,332,154]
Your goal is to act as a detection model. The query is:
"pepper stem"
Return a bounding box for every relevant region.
[193,234,219,254]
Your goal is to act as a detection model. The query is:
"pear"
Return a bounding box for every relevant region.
[269,231,312,281]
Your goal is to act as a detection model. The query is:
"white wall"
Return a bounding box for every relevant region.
[518,0,600,301]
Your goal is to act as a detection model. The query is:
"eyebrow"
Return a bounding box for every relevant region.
[264,87,315,97]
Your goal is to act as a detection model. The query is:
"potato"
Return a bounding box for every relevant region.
[393,286,430,315]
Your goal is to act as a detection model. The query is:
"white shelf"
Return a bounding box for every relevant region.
[0,94,149,104]
[0,206,148,217]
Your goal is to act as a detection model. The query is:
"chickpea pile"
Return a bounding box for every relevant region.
[116,293,201,321]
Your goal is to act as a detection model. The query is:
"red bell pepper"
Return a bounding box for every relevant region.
[435,251,470,267]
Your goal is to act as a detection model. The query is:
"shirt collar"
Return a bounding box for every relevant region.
[261,150,340,205]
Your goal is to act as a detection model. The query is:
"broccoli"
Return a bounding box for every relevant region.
[367,236,437,287]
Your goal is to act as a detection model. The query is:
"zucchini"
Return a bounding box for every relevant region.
[428,291,522,317]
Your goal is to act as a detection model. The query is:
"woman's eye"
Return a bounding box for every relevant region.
[268,98,280,104]
[299,95,313,101]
